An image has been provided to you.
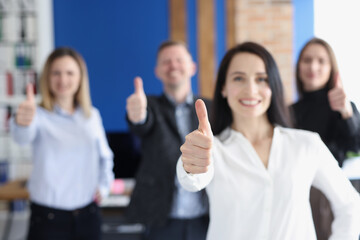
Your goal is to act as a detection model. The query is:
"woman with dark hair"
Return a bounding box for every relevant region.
[211,42,291,135]
[291,37,360,240]
[176,42,360,239]
[10,47,114,240]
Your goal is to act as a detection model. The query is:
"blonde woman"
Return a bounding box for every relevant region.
[11,47,114,240]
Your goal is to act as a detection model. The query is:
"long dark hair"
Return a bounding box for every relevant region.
[296,37,339,97]
[211,42,292,135]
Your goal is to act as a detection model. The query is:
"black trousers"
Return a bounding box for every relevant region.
[27,201,102,240]
[144,215,209,240]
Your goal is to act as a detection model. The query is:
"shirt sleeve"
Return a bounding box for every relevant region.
[9,111,37,145]
[337,102,360,138]
[94,109,115,198]
[176,155,214,192]
[311,134,360,240]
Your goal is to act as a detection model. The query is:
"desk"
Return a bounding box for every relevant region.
[100,179,144,239]
[0,179,144,240]
[0,179,29,240]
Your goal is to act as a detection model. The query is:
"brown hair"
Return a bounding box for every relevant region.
[296,37,339,97]
[156,40,192,60]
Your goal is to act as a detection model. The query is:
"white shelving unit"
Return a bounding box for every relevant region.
[0,0,53,181]
[0,95,40,107]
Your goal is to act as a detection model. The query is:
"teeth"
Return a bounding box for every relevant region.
[241,100,258,105]
[169,71,180,78]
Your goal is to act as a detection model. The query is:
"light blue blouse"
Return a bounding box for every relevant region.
[10,105,114,210]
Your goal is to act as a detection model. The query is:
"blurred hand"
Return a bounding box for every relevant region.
[15,83,36,126]
[94,189,102,204]
[328,73,353,119]
[126,77,147,123]
[180,99,213,174]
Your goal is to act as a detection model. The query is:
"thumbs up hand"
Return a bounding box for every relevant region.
[328,73,353,119]
[126,77,147,123]
[180,99,213,174]
[15,83,36,126]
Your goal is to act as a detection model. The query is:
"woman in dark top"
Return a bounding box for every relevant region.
[291,37,360,240]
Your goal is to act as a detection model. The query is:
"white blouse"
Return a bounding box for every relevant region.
[177,126,360,240]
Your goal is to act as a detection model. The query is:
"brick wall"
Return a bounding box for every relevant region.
[234,0,294,103]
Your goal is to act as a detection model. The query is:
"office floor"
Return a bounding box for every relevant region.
[0,208,29,240]
[0,203,143,240]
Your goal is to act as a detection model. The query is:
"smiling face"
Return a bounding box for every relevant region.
[155,44,196,92]
[299,43,332,92]
[49,56,81,102]
[222,52,272,122]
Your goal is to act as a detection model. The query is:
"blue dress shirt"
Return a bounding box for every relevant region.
[10,105,114,210]
[166,93,209,219]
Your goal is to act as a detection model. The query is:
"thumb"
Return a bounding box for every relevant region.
[26,83,35,103]
[195,99,212,137]
[134,76,145,95]
[334,72,343,88]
